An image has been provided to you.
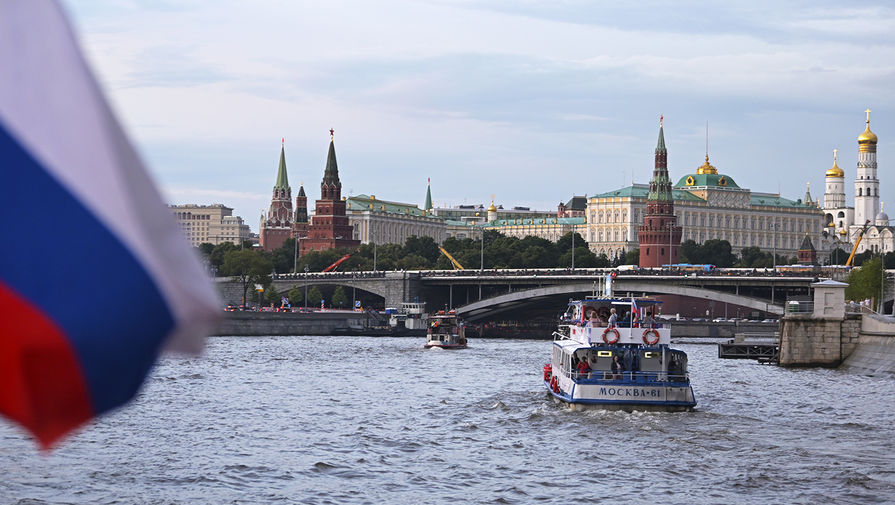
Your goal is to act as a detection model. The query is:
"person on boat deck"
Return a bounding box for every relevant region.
[607,308,618,328]
[586,311,601,327]
[643,311,656,329]
[576,355,591,379]
[622,347,634,372]
[612,354,623,379]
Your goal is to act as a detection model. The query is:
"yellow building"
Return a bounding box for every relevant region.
[169,204,251,247]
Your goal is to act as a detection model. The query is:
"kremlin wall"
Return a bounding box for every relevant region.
[176,112,892,265]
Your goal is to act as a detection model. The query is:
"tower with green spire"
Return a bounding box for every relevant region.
[260,139,294,251]
[301,129,360,255]
[638,116,682,268]
[424,178,433,212]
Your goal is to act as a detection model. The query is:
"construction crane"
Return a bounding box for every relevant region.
[845,220,872,267]
[438,246,465,270]
[322,252,352,272]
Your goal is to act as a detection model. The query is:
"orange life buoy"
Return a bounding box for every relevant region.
[602,327,620,344]
[642,328,660,345]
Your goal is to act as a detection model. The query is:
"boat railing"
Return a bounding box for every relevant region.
[558,368,689,384]
[553,331,571,341]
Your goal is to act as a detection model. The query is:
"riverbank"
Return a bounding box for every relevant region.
[212,311,779,338]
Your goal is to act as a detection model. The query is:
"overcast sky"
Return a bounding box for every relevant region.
[66,1,895,231]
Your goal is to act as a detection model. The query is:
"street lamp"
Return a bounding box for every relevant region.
[480,227,485,271]
[771,220,778,305]
[303,265,309,308]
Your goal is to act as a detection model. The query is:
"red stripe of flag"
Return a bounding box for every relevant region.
[0,280,93,449]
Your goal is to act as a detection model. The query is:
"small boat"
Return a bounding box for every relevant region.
[543,297,696,411]
[386,302,428,337]
[424,310,468,349]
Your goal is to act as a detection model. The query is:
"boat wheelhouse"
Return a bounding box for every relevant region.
[424,310,468,349]
[387,302,428,336]
[544,297,696,411]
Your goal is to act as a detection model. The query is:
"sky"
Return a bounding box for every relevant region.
[65,0,895,232]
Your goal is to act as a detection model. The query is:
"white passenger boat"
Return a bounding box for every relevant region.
[424,310,468,349]
[543,297,696,411]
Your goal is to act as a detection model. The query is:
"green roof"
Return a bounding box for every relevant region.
[274,145,289,189]
[674,173,741,189]
[424,182,433,211]
[750,194,817,209]
[656,124,666,152]
[592,185,705,202]
[484,217,585,228]
[346,195,436,217]
[323,139,339,185]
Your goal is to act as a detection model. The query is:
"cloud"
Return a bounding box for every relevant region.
[65,0,895,228]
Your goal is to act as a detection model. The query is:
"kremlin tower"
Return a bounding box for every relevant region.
[259,140,294,251]
[293,182,308,241]
[300,129,360,255]
[638,116,682,268]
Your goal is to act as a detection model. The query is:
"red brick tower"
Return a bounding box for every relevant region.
[259,139,293,251]
[300,129,359,254]
[639,117,682,267]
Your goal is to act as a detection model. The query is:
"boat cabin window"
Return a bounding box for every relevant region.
[638,350,664,372]
[590,350,614,371]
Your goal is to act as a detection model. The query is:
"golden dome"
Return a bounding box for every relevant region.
[826,160,844,178]
[696,155,717,175]
[839,229,847,236]
[858,109,878,144]
[487,202,497,212]
[858,124,878,145]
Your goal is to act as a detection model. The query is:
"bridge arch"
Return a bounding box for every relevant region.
[456,281,784,321]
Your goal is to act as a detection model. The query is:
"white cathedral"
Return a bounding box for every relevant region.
[822,110,892,256]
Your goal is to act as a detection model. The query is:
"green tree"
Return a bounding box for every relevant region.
[845,257,883,302]
[287,287,303,306]
[828,247,850,266]
[700,239,736,267]
[197,243,215,257]
[264,285,280,305]
[622,249,639,265]
[221,249,273,306]
[271,238,299,273]
[737,246,773,268]
[403,236,440,265]
[331,286,348,308]
[209,242,239,269]
[520,245,553,268]
[307,286,324,307]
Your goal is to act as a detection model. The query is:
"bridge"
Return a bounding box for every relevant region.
[213,267,867,321]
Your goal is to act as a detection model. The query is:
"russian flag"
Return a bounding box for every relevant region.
[0,1,220,448]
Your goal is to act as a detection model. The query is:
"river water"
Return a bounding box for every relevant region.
[1,337,893,504]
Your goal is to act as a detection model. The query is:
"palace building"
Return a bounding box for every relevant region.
[585,121,824,260]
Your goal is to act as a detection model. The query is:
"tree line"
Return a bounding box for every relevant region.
[197,234,894,306]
